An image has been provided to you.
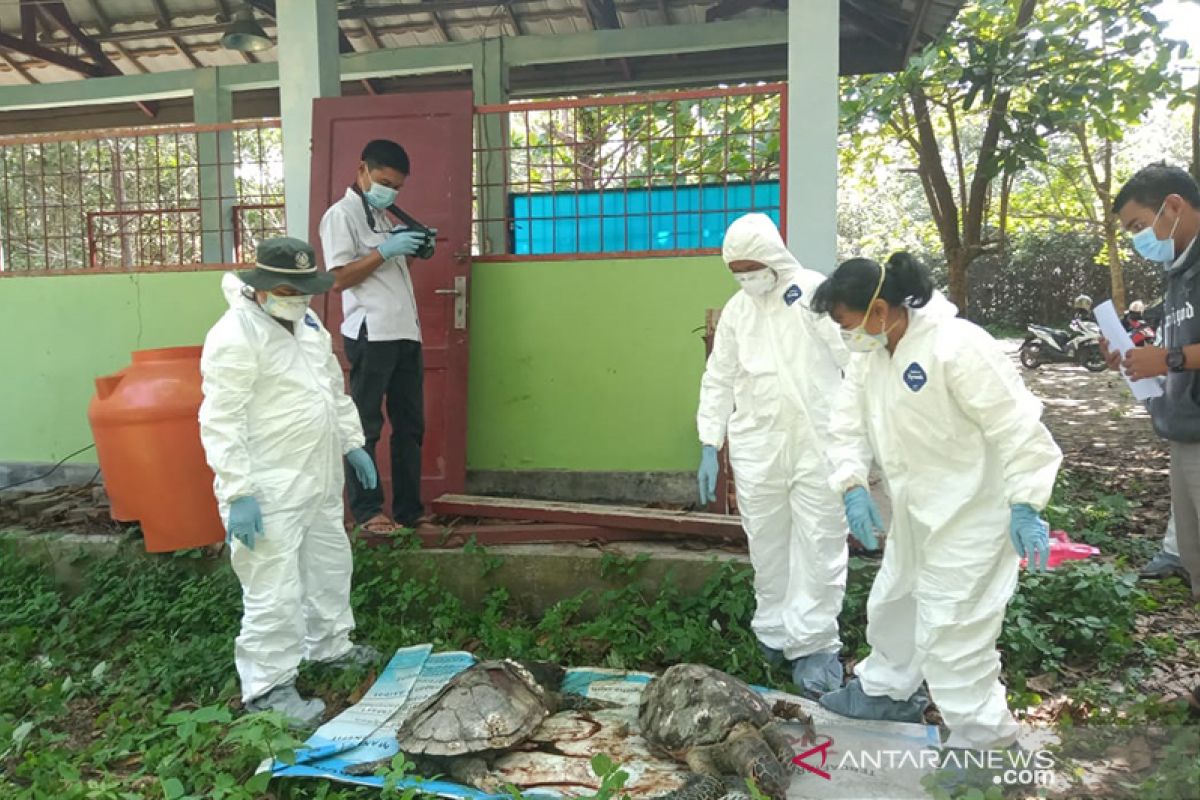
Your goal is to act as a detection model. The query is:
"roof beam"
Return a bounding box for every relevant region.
[584,0,622,29]
[904,0,935,58]
[706,0,786,22]
[0,30,110,77]
[0,49,36,84]
[504,2,525,35]
[40,2,121,76]
[150,0,204,68]
[0,18,788,110]
[20,0,38,42]
[359,17,385,49]
[581,0,632,80]
[840,0,909,49]
[246,0,384,94]
[39,1,159,117]
[82,0,151,74]
[423,0,453,42]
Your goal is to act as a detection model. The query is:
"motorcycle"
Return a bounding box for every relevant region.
[1020,319,1107,372]
[1125,317,1156,347]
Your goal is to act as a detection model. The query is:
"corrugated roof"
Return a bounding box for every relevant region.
[0,1,964,87]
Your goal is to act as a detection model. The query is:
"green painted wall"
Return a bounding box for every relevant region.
[0,271,228,464]
[466,257,733,471]
[1,256,735,472]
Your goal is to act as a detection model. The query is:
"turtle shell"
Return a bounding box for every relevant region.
[637,664,774,756]
[395,660,551,757]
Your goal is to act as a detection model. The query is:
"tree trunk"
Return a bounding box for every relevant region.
[947,247,969,315]
[1105,214,1126,312]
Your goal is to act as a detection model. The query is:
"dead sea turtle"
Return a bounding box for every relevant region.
[347,659,610,787]
[639,663,810,800]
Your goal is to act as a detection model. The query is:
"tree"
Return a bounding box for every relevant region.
[1020,1,1183,310]
[508,93,781,192]
[841,0,1185,313]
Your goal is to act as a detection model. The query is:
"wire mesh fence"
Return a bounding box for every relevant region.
[474,83,785,258]
[0,120,284,273]
[0,85,786,272]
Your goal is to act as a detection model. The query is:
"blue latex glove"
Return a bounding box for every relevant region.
[1010,503,1050,571]
[227,496,263,550]
[346,447,378,490]
[843,487,884,550]
[698,445,720,505]
[377,230,427,260]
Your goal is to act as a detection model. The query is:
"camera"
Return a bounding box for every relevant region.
[392,226,438,260]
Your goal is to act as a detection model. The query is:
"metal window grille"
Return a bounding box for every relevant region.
[473,83,786,259]
[0,120,284,273]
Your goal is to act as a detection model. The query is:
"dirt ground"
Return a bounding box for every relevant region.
[1006,341,1200,709]
[1005,338,1171,533]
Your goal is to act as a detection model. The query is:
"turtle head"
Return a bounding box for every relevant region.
[513,660,566,691]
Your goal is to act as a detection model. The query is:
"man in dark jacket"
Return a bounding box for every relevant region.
[1110,163,1200,601]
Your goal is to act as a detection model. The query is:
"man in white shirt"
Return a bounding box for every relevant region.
[318,140,432,532]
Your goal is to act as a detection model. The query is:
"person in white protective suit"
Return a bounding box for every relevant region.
[696,213,853,697]
[199,237,383,728]
[811,252,1062,753]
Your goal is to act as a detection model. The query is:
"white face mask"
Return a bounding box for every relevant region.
[840,326,888,353]
[734,268,778,296]
[839,266,895,353]
[262,293,311,321]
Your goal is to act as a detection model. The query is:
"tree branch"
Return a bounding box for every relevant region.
[944,96,969,214]
[909,85,963,255]
[963,0,1038,252]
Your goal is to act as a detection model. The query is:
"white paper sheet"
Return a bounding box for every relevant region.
[1094,300,1164,401]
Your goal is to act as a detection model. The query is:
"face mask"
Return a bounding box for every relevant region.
[734,268,778,296]
[840,265,895,353]
[364,181,398,210]
[262,293,311,322]
[841,326,888,353]
[1132,201,1179,265]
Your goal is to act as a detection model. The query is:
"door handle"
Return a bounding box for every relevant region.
[437,276,467,330]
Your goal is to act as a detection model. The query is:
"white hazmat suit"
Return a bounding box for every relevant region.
[200,273,366,703]
[697,214,851,664]
[827,301,1061,749]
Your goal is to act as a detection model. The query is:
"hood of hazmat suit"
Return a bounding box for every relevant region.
[699,213,850,449]
[695,213,850,664]
[826,303,1061,750]
[199,273,366,702]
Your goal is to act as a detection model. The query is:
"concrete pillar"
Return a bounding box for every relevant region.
[786,0,839,274]
[276,1,341,239]
[473,37,509,255]
[193,68,236,263]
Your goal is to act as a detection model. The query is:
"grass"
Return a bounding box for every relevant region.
[0,471,1190,798]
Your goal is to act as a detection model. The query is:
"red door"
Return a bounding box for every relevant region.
[308,90,473,505]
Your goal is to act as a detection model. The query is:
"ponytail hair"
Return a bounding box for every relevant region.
[812,251,935,315]
[882,252,934,309]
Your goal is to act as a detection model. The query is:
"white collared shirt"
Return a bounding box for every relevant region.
[318,188,421,342]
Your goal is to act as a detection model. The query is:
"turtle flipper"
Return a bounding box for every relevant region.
[648,773,728,800]
[551,691,618,711]
[445,756,494,789]
[760,721,797,768]
[343,757,391,777]
[722,723,789,800]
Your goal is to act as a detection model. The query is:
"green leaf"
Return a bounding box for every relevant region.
[162,778,186,800]
[244,772,272,793]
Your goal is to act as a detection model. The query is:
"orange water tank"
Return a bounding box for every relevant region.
[87,346,224,552]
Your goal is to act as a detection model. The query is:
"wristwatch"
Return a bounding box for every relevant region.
[1167,347,1187,372]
